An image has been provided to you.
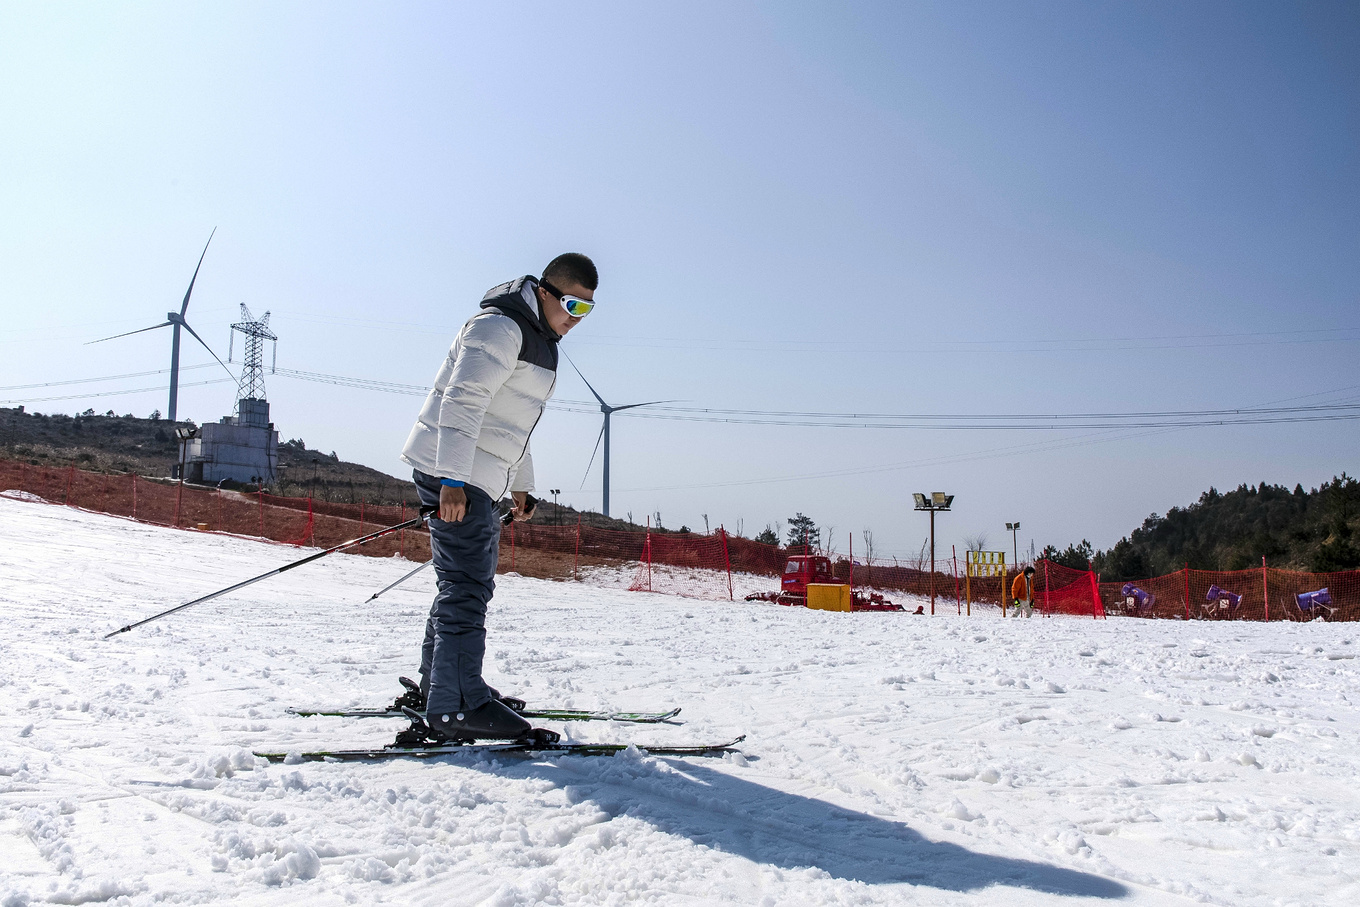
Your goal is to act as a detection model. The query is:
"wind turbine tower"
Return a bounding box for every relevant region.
[87,228,232,422]
[568,358,669,518]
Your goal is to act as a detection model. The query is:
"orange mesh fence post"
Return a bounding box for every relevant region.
[65,465,74,505]
[511,519,516,572]
[400,502,406,558]
[1184,564,1191,620]
[359,500,365,535]
[953,545,961,615]
[1088,566,1104,619]
[574,515,581,580]
[1043,559,1050,615]
[1263,557,1270,622]
[258,487,265,536]
[173,479,183,526]
[720,527,733,601]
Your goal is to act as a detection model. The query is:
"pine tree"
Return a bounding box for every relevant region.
[785,513,820,551]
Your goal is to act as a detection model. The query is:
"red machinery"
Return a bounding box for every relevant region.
[745,554,902,611]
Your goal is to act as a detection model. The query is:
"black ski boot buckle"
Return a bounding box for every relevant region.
[518,727,561,747]
[391,676,426,711]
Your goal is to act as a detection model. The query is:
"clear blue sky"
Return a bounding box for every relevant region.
[2,1,1357,561]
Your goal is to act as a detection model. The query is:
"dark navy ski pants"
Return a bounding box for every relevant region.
[412,470,501,714]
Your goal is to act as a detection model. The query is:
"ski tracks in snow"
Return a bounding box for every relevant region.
[2,494,1360,905]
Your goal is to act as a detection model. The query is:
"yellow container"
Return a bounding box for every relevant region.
[806,583,851,612]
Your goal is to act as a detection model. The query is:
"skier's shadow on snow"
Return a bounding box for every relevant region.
[467,755,1127,897]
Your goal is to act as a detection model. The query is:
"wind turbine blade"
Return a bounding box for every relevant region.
[561,350,607,407]
[180,320,236,379]
[612,400,677,413]
[180,227,217,316]
[580,422,606,490]
[85,322,171,345]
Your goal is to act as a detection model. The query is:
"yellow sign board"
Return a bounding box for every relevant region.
[966,550,1007,577]
[964,551,1008,616]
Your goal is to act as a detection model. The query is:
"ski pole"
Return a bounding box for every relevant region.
[365,559,432,602]
[105,507,435,638]
[362,494,535,603]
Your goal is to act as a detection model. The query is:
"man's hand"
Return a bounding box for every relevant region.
[439,484,467,523]
[511,492,537,522]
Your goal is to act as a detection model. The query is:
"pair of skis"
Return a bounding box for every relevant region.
[255,679,743,762]
[287,705,683,723]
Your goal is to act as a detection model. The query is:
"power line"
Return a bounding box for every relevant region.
[272,368,1360,428]
[271,367,429,395]
[605,426,1190,493]
[0,363,217,391]
[547,405,1360,430]
[1,378,234,406]
[265,310,1360,353]
[11,363,1360,430]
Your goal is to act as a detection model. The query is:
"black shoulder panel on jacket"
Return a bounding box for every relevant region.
[478,276,559,372]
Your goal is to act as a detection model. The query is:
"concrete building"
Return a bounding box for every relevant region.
[182,398,278,485]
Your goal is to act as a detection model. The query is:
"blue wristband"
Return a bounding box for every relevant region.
[439,479,465,488]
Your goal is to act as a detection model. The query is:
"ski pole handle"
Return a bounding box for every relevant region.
[500,494,538,525]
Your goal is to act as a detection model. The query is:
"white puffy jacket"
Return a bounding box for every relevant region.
[400,277,558,499]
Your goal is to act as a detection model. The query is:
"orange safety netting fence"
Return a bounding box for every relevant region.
[5,458,1357,617]
[629,528,735,601]
[0,459,430,561]
[1100,565,1360,622]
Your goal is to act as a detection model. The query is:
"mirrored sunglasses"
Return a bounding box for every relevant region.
[560,295,594,317]
[540,279,595,318]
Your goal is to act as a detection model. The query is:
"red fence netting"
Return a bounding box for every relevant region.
[4,458,1358,616]
[0,459,428,561]
[628,528,734,601]
[1038,560,1105,618]
[1100,565,1360,622]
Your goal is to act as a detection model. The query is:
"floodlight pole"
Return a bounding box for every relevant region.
[914,493,953,616]
[1007,521,1021,567]
[929,509,936,615]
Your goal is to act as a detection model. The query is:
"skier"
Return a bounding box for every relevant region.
[1011,565,1036,618]
[399,253,597,740]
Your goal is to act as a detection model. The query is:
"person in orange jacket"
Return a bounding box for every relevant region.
[1011,566,1036,617]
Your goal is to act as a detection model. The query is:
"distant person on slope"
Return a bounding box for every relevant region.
[1011,565,1036,618]
[399,253,597,741]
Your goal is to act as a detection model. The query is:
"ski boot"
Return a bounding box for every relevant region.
[393,676,527,715]
[393,705,560,747]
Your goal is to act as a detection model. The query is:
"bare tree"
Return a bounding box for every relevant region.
[823,526,836,558]
[962,531,990,553]
[907,537,930,571]
[862,529,876,566]
[702,513,710,534]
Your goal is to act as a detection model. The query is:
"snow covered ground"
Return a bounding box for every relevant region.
[3,494,1359,906]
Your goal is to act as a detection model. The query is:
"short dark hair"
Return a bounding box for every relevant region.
[1023,566,1036,575]
[542,253,598,291]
